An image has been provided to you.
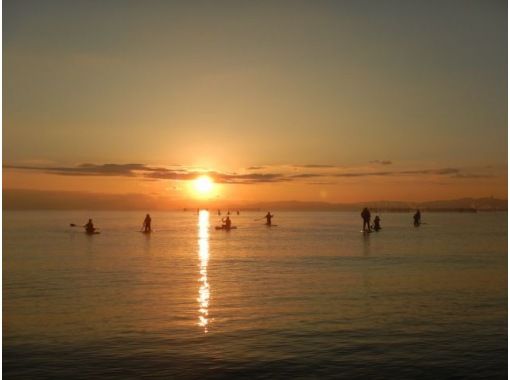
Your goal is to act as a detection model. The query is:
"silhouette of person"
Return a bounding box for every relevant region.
[237,210,240,215]
[222,216,232,229]
[143,214,152,232]
[217,209,221,216]
[373,215,381,231]
[361,208,371,232]
[84,219,95,234]
[265,212,274,226]
[413,209,421,227]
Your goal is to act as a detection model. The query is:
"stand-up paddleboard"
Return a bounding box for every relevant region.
[139,230,152,234]
[265,224,278,227]
[86,231,100,235]
[361,230,372,233]
[215,226,237,231]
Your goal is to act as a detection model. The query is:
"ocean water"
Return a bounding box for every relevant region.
[3,210,507,379]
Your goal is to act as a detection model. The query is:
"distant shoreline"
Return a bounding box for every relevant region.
[3,189,507,212]
[3,208,507,213]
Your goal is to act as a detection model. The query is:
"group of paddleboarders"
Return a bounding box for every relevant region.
[82,209,421,235]
[217,210,240,216]
[81,214,153,235]
[81,211,274,234]
[361,208,382,232]
[219,211,274,230]
[361,208,422,232]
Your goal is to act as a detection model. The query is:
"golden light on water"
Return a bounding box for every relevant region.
[197,210,210,332]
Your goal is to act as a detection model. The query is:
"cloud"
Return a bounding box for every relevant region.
[399,168,459,175]
[246,166,266,170]
[450,173,495,179]
[291,173,325,178]
[4,163,289,184]
[210,172,289,184]
[333,171,391,177]
[331,168,462,178]
[141,168,288,184]
[293,164,336,168]
[4,163,492,184]
[4,163,150,176]
[369,160,393,165]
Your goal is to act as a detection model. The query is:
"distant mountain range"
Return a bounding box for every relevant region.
[3,189,507,211]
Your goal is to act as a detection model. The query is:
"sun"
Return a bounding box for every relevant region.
[193,175,214,196]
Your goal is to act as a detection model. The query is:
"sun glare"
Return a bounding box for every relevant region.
[194,175,214,196]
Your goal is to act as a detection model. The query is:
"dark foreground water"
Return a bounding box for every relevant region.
[3,211,507,379]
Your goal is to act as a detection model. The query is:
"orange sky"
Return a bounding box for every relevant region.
[3,1,507,206]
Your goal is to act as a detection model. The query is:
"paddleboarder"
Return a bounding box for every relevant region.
[265,212,274,226]
[361,208,371,232]
[142,214,152,232]
[413,209,421,227]
[222,216,232,229]
[373,215,381,231]
[84,219,95,234]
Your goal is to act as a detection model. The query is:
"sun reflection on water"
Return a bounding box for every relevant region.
[197,210,210,333]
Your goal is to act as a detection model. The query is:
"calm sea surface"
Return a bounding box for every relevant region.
[3,211,507,379]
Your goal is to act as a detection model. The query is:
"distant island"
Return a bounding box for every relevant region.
[3,189,507,212]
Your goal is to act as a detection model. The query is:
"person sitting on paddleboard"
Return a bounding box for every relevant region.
[265,212,274,226]
[222,216,232,229]
[413,209,421,226]
[84,219,95,234]
[143,214,152,232]
[373,215,381,231]
[361,208,371,232]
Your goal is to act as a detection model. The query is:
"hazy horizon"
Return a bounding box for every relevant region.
[3,188,507,211]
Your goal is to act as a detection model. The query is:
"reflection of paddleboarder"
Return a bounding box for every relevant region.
[361,208,371,232]
[265,212,274,226]
[413,209,421,226]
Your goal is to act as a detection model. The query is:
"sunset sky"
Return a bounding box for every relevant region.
[3,0,507,207]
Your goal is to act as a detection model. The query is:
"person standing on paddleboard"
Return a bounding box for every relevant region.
[413,209,421,227]
[143,214,152,232]
[265,212,274,226]
[361,208,371,232]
